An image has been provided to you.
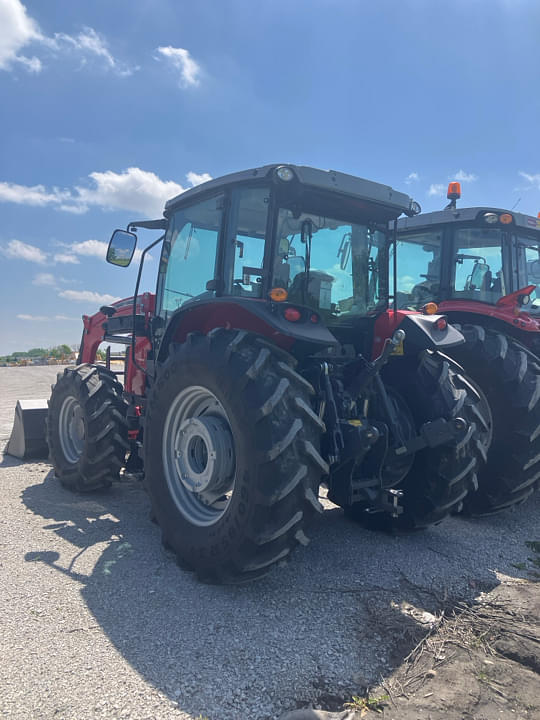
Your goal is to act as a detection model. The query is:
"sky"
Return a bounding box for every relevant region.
[1,0,540,353]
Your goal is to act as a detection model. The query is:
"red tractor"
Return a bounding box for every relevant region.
[46,165,486,583]
[395,182,540,515]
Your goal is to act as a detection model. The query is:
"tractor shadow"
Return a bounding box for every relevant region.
[21,471,540,719]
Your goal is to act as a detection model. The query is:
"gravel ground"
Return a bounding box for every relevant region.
[1,365,539,720]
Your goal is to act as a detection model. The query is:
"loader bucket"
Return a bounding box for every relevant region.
[5,399,49,460]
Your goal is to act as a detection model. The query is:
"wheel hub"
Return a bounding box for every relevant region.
[162,385,237,526]
[175,415,234,494]
[59,395,86,464]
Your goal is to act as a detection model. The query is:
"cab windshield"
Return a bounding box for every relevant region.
[273,207,388,320]
[395,226,509,309]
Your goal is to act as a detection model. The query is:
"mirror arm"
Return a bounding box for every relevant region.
[130,234,165,381]
[127,218,167,231]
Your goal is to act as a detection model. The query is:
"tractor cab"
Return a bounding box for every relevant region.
[108,164,432,363]
[394,182,540,321]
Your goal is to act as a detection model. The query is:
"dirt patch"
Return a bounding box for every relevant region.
[286,570,540,720]
[369,577,540,719]
[310,574,540,720]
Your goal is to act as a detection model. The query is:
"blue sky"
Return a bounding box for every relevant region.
[1,0,540,353]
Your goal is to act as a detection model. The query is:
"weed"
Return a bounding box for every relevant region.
[344,693,389,714]
[511,562,527,570]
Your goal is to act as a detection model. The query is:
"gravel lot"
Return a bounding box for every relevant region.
[1,365,539,720]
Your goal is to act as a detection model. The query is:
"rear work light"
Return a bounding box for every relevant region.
[482,211,513,225]
[275,166,295,182]
[284,307,301,322]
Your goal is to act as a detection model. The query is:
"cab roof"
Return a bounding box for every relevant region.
[165,163,418,220]
[397,206,540,233]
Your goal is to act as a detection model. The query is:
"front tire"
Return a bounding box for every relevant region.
[47,365,129,491]
[144,330,327,583]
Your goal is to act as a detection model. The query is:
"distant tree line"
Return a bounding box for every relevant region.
[0,344,75,364]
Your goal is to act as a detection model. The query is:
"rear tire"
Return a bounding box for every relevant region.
[450,325,540,514]
[144,330,327,583]
[345,350,485,530]
[47,364,129,491]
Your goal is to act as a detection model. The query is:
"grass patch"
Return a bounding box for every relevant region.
[344,693,389,714]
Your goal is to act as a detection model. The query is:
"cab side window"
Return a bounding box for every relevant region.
[159,194,224,319]
[228,187,270,297]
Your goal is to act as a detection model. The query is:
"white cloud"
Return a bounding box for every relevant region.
[15,313,77,321]
[48,27,136,77]
[156,46,201,87]
[17,314,49,321]
[404,172,419,185]
[428,184,445,197]
[2,238,47,263]
[0,0,41,72]
[75,167,185,216]
[519,171,540,190]
[187,171,212,187]
[70,239,108,258]
[0,0,135,76]
[0,167,212,217]
[0,181,71,207]
[453,170,478,183]
[54,252,80,264]
[58,289,121,304]
[32,272,56,286]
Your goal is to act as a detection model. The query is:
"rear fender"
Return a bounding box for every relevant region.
[372,310,464,359]
[437,300,540,339]
[157,298,338,363]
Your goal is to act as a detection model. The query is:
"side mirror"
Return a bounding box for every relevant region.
[107,229,137,267]
[470,262,489,290]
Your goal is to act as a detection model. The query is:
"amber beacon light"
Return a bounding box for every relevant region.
[447,182,461,200]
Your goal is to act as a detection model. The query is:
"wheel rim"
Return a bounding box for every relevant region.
[162,386,236,527]
[59,395,86,464]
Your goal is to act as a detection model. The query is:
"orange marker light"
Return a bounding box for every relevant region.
[447,182,461,200]
[499,213,513,224]
[269,287,288,302]
[423,302,439,315]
